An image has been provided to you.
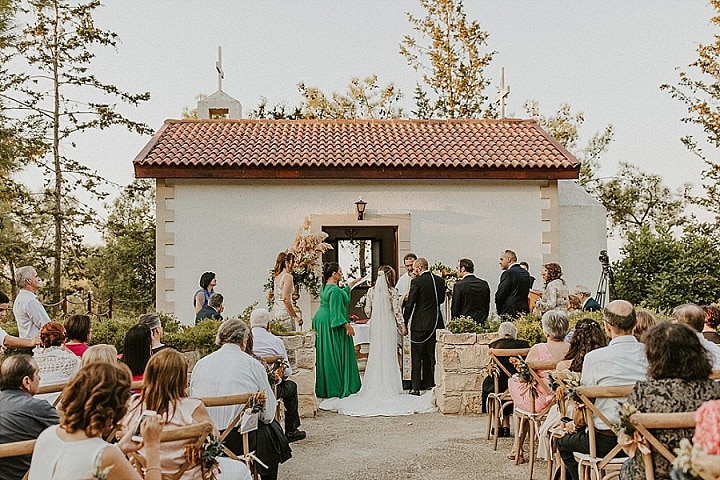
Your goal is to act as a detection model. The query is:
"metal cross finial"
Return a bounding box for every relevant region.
[495,67,510,118]
[216,46,224,91]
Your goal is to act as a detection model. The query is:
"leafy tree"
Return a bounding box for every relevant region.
[249,75,402,120]
[613,226,720,311]
[524,101,613,186]
[661,0,720,231]
[85,179,156,317]
[399,0,495,119]
[297,75,403,119]
[5,0,151,301]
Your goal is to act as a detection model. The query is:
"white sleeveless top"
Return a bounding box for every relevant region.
[29,425,109,480]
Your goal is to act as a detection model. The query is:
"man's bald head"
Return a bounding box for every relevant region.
[672,304,705,332]
[603,300,636,332]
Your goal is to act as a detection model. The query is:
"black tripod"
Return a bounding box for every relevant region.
[596,250,616,308]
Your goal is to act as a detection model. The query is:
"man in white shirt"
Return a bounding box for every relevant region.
[672,303,720,369]
[250,308,305,442]
[190,319,289,480]
[395,252,417,302]
[12,266,51,339]
[0,292,40,352]
[557,300,648,480]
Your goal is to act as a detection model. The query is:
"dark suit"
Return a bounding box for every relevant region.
[403,270,445,390]
[582,297,602,312]
[495,264,532,317]
[451,274,491,325]
[0,389,60,480]
[196,305,222,324]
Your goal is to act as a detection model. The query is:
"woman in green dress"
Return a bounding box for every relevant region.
[313,262,363,398]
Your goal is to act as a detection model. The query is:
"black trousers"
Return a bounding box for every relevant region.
[275,379,301,433]
[557,427,620,480]
[410,329,436,390]
[221,419,291,480]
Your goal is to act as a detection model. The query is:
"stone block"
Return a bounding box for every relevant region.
[436,389,461,414]
[303,332,316,347]
[437,331,476,345]
[457,344,489,370]
[298,395,318,418]
[442,372,484,392]
[295,348,316,370]
[439,348,460,371]
[281,334,304,351]
[290,368,315,397]
[463,392,484,415]
[476,332,498,345]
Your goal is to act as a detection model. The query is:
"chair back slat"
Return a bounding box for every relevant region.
[0,439,36,457]
[630,412,696,468]
[710,369,720,380]
[487,347,531,379]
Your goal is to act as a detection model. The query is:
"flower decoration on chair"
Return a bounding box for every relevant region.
[510,356,538,398]
[184,433,223,480]
[671,439,703,480]
[430,262,458,298]
[247,391,267,414]
[549,371,581,404]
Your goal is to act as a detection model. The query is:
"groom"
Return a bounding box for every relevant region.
[403,257,445,395]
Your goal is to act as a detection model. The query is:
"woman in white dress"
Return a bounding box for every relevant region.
[271,252,303,331]
[319,266,436,417]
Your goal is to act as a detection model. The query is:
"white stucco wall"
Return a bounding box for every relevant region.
[162,178,569,324]
[557,180,608,297]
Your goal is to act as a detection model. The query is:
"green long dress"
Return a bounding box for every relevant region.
[312,283,361,398]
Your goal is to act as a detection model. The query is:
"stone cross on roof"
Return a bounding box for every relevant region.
[216,46,224,92]
[495,67,510,119]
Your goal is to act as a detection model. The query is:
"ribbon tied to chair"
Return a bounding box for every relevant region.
[617,430,651,458]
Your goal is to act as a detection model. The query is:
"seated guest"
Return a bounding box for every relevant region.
[122,349,251,480]
[195,293,224,324]
[567,294,582,313]
[190,319,291,480]
[538,318,607,461]
[701,305,720,345]
[81,344,118,367]
[63,314,91,357]
[573,285,602,312]
[481,321,530,436]
[619,322,720,480]
[508,310,570,462]
[28,362,164,480]
[0,355,59,480]
[672,304,720,368]
[557,300,648,480]
[122,324,152,389]
[33,321,81,387]
[0,291,40,351]
[632,309,656,343]
[250,308,306,442]
[137,313,168,354]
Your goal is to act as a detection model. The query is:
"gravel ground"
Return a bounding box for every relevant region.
[278,408,541,480]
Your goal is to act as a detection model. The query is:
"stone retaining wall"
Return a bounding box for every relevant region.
[434,330,498,415]
[280,332,318,418]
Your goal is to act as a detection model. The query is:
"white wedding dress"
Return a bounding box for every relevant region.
[319,271,436,417]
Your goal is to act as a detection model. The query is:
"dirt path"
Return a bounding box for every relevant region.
[279,409,538,479]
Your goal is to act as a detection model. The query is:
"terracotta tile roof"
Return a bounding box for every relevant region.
[133,118,580,180]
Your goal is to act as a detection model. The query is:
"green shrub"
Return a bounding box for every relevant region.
[164,318,222,357]
[447,316,482,334]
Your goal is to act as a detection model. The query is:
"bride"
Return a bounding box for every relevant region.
[319,265,436,417]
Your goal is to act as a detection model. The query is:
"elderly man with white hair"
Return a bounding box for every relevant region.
[12,266,51,339]
[190,318,291,480]
[573,284,602,311]
[250,308,305,442]
[672,303,720,369]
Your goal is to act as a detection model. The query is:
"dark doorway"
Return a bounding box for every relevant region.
[323,226,398,320]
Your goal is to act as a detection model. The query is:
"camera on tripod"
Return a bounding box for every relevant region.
[598,250,610,270]
[596,250,615,308]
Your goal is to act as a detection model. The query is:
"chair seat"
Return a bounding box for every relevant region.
[574,452,628,465]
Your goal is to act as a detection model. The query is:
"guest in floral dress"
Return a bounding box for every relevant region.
[619,322,720,480]
[533,263,569,314]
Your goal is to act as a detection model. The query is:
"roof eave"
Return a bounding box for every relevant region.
[134,165,580,180]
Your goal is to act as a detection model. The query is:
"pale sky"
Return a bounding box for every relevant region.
[32,1,718,226]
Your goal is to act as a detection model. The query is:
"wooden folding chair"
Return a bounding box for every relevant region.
[124,422,213,480]
[35,382,67,407]
[629,412,696,480]
[199,393,262,480]
[572,385,635,480]
[546,371,575,480]
[512,359,558,480]
[0,439,35,480]
[485,347,531,450]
